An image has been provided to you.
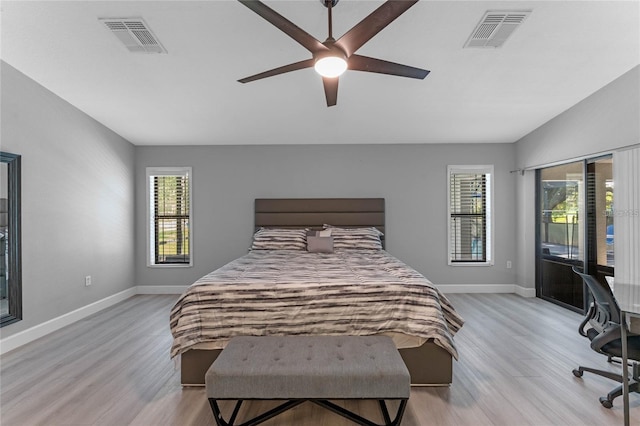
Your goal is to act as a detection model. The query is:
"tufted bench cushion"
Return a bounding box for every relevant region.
[207,335,409,400]
[206,335,410,426]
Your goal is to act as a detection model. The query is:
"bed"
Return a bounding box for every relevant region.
[171,198,464,386]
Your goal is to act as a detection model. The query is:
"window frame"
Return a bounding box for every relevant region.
[447,165,494,266]
[146,166,193,268]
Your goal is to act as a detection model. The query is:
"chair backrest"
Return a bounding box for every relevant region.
[573,267,621,334]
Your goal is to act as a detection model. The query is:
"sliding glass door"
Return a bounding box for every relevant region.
[536,156,613,312]
[537,161,585,310]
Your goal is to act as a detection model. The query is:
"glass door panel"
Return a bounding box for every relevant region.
[537,161,585,311]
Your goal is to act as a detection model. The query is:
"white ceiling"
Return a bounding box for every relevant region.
[1,1,638,146]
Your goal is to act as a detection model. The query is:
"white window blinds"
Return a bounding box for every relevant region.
[147,167,192,266]
[448,165,493,265]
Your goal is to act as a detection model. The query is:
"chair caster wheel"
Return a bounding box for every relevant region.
[572,369,583,377]
[599,397,613,409]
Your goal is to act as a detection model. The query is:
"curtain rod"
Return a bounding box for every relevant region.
[512,142,640,175]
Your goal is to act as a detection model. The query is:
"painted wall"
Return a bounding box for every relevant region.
[135,143,517,288]
[515,65,640,289]
[0,59,634,343]
[0,61,136,338]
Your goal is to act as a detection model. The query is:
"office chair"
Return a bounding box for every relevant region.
[572,268,640,408]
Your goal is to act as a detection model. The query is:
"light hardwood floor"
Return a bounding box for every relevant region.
[1,293,638,425]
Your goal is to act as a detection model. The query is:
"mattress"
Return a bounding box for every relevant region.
[170,249,463,359]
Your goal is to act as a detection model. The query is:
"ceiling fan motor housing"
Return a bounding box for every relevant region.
[316,38,347,61]
[321,0,340,8]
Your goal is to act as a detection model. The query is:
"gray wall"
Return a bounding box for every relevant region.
[135,143,517,287]
[515,65,640,289]
[2,57,634,340]
[516,65,639,170]
[0,61,136,337]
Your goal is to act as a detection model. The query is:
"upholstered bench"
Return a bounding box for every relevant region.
[206,335,410,426]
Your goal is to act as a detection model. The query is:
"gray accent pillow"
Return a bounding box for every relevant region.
[307,236,334,253]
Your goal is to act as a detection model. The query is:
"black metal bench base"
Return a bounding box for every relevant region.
[209,397,407,426]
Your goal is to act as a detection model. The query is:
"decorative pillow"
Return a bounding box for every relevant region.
[250,228,308,250]
[322,225,383,250]
[307,235,334,253]
[306,229,331,237]
[318,229,332,237]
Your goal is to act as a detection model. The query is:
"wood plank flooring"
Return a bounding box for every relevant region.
[1,293,639,425]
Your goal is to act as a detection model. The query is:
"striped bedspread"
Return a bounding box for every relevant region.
[170,250,464,359]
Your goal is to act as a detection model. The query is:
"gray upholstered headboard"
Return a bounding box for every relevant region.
[254,198,385,237]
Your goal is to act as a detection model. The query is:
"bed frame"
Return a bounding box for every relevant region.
[180,198,453,386]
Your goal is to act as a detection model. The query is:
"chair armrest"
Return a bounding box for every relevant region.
[590,323,621,353]
[579,303,596,338]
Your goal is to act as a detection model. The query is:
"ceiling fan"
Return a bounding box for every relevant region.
[237,0,430,107]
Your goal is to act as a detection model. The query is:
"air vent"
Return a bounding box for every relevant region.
[100,18,167,54]
[464,10,531,48]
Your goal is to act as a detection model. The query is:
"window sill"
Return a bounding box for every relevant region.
[448,261,494,267]
[147,263,193,268]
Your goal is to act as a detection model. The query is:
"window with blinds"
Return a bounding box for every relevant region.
[448,165,493,265]
[147,167,192,266]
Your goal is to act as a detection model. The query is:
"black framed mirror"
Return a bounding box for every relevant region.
[1,151,22,327]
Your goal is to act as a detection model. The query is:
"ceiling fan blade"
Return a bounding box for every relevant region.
[348,54,429,79]
[238,58,315,83]
[322,77,339,107]
[238,0,328,54]
[335,0,419,57]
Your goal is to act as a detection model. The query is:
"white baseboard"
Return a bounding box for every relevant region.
[514,286,536,298]
[1,282,536,355]
[0,285,191,355]
[0,287,136,355]
[436,284,536,298]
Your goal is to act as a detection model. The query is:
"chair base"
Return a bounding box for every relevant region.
[573,362,640,408]
[599,380,640,408]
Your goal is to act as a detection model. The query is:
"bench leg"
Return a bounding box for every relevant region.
[312,399,408,426]
[209,398,407,426]
[229,400,243,425]
[209,399,227,426]
[210,399,238,426]
[389,399,408,426]
[379,400,392,424]
[209,399,305,426]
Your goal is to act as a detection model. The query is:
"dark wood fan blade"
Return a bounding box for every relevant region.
[348,54,429,79]
[238,58,315,83]
[238,0,328,54]
[335,0,419,57]
[322,77,339,107]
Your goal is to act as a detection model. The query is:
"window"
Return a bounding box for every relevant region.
[448,165,493,265]
[147,167,192,266]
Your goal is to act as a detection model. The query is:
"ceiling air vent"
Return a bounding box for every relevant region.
[100,18,167,54]
[464,10,531,48]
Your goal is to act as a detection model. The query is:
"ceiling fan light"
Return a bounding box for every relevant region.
[314,56,347,78]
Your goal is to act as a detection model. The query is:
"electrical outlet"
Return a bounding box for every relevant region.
[85,275,92,286]
[506,261,512,269]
